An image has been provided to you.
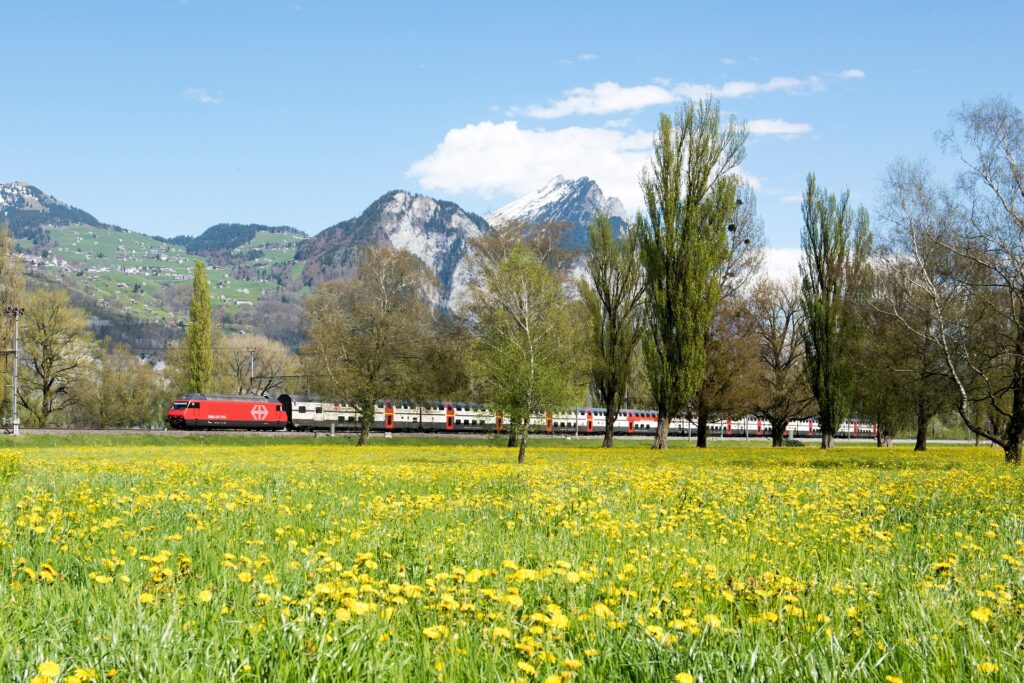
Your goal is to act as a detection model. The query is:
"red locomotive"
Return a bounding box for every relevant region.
[165,394,288,430]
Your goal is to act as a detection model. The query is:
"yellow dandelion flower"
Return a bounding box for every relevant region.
[138,592,155,605]
[970,607,992,623]
[198,590,213,603]
[978,662,998,674]
[516,661,537,676]
[675,674,694,683]
[38,661,61,678]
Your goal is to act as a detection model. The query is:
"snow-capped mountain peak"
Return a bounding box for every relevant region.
[485,176,630,251]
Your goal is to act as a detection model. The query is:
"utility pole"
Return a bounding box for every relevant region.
[4,306,24,436]
[248,348,256,394]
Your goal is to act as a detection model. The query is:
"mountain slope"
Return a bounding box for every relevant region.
[296,190,488,300]
[486,176,629,250]
[172,223,306,255]
[0,181,105,242]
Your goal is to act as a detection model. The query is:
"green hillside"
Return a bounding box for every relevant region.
[20,223,302,328]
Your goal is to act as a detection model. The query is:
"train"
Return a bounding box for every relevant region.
[165,393,878,439]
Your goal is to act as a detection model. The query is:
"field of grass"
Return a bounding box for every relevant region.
[1,438,1021,681]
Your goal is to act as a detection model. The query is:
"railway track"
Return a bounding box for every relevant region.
[6,428,973,445]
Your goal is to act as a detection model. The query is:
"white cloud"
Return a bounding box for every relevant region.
[409,120,765,212]
[763,247,802,281]
[603,117,633,128]
[183,87,221,105]
[779,193,803,203]
[517,75,822,119]
[578,53,598,61]
[721,57,736,65]
[673,76,809,100]
[516,82,675,119]
[837,68,866,79]
[408,121,652,210]
[747,118,813,136]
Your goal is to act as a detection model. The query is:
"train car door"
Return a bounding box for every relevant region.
[445,404,455,431]
[586,411,593,433]
[384,401,394,431]
[726,418,732,436]
[756,417,762,436]
[495,410,504,432]
[545,412,553,434]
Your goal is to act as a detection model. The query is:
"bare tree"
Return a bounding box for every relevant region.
[883,98,1024,462]
[749,277,815,446]
[216,334,297,396]
[302,245,433,445]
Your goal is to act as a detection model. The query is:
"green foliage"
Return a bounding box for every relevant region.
[71,344,168,428]
[18,289,95,427]
[799,174,872,447]
[470,245,585,461]
[177,223,305,254]
[185,260,213,393]
[580,213,644,447]
[637,99,747,447]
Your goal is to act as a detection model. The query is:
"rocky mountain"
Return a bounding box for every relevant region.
[0,181,105,242]
[486,176,629,250]
[296,190,488,300]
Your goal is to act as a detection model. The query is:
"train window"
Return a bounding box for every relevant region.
[172,402,188,410]
[188,402,199,409]
[298,406,306,413]
[315,406,323,414]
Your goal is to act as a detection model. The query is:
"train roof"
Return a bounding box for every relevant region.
[175,393,278,403]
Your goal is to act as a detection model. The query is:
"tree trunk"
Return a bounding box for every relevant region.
[820,430,835,449]
[1005,439,1021,464]
[602,406,616,448]
[696,410,709,449]
[357,403,373,446]
[506,431,518,448]
[652,413,669,449]
[770,419,787,447]
[877,430,893,447]
[914,407,929,452]
[518,430,528,464]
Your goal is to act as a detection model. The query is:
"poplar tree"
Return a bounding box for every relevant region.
[798,174,871,448]
[185,259,213,394]
[637,98,747,449]
[580,213,644,448]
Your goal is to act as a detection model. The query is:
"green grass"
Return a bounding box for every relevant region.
[0,438,1020,681]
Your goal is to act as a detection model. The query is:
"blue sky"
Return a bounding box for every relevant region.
[2,1,1021,263]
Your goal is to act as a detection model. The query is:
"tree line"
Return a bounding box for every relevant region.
[293,96,1024,463]
[2,95,1020,463]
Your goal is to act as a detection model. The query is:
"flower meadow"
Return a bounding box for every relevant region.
[1,438,1022,682]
